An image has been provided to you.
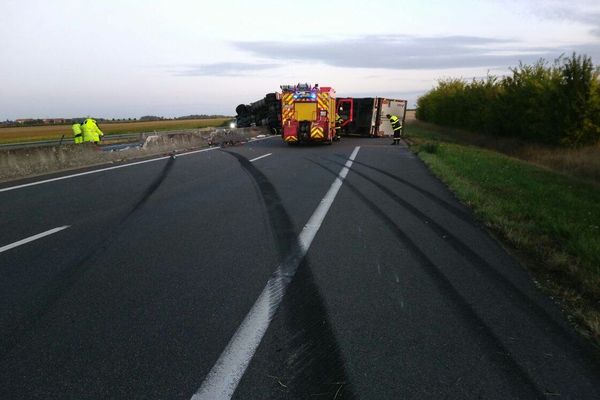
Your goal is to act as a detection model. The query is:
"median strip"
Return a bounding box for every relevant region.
[0,136,278,193]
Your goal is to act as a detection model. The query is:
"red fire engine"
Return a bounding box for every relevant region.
[280,83,337,145]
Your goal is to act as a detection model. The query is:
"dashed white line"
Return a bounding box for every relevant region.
[0,226,70,254]
[249,153,272,162]
[191,146,360,400]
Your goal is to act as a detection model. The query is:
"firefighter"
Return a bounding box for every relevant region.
[81,118,104,144]
[335,113,344,140]
[71,122,83,144]
[386,114,402,145]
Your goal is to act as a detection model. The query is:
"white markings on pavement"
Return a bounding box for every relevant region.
[0,226,70,254]
[249,153,272,162]
[191,146,361,400]
[0,135,278,193]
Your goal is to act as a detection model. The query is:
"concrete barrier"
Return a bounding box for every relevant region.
[0,126,271,183]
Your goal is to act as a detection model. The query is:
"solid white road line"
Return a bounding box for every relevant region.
[0,135,278,193]
[249,153,272,162]
[0,226,70,254]
[191,146,361,400]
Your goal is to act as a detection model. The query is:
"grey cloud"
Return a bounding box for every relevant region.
[174,62,280,76]
[555,9,600,37]
[524,2,600,37]
[233,35,575,70]
[569,43,600,61]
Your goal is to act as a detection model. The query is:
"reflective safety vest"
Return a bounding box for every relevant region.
[335,114,343,130]
[389,115,402,131]
[81,118,104,143]
[72,123,83,144]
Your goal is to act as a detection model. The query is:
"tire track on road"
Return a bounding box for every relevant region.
[310,158,545,398]
[219,150,355,399]
[0,157,176,359]
[344,157,474,223]
[325,156,600,377]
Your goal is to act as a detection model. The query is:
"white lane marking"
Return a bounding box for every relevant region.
[170,146,219,158]
[0,226,70,254]
[248,136,276,142]
[249,153,272,162]
[191,146,361,400]
[0,136,278,193]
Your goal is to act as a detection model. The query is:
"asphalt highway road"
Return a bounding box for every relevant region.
[1,136,599,399]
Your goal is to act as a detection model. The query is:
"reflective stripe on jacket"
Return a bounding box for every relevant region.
[389,115,402,131]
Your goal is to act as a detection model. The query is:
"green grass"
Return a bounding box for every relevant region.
[407,123,600,340]
[407,121,600,185]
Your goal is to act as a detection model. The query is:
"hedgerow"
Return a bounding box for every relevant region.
[416,53,600,146]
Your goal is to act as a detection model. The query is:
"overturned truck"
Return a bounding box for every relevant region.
[234,93,282,135]
[337,97,407,137]
[235,86,407,141]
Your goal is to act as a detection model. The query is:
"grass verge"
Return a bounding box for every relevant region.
[406,122,600,343]
[407,121,600,185]
[0,118,231,144]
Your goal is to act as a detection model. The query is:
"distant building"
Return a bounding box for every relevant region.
[15,119,34,124]
[43,118,65,124]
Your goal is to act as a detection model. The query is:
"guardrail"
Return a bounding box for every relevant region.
[0,132,143,150]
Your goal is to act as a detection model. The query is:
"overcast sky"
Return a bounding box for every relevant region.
[1,0,599,119]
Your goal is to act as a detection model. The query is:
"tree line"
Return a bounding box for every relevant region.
[416,53,600,146]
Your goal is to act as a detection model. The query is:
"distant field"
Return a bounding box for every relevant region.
[0,118,230,144]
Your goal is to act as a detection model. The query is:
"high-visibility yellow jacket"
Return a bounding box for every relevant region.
[335,114,343,130]
[81,118,103,143]
[389,115,402,131]
[72,123,83,144]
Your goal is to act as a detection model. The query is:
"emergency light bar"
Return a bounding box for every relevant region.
[293,91,317,100]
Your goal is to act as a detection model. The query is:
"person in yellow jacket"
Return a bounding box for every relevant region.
[81,118,104,144]
[334,113,344,140]
[386,114,403,145]
[71,122,83,144]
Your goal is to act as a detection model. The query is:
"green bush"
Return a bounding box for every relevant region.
[416,53,600,146]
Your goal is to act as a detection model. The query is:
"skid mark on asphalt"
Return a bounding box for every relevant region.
[0,157,176,358]
[325,157,600,374]
[223,151,296,260]
[214,150,355,399]
[310,159,545,398]
[119,156,175,223]
[343,157,474,223]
